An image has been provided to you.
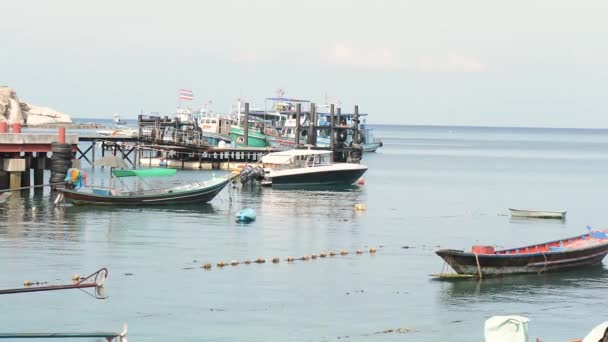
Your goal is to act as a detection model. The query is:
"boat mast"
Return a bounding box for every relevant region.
[237,99,242,127]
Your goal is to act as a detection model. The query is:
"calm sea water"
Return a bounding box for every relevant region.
[2,124,608,341]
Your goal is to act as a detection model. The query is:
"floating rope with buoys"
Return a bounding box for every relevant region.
[196,248,378,271]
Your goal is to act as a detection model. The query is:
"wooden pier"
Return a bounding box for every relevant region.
[0,102,367,190]
[0,124,78,190]
[76,135,277,171]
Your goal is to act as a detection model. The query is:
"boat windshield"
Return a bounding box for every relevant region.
[262,152,332,167]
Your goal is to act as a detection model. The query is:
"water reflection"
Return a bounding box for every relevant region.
[0,190,80,240]
[508,217,567,225]
[436,265,608,306]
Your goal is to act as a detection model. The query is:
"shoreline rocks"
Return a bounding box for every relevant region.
[0,86,72,126]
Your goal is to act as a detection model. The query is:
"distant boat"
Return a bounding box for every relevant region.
[96,113,136,137]
[509,208,566,219]
[435,229,608,276]
[113,113,127,126]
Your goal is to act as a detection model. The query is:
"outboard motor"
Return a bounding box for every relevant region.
[251,166,266,181]
[240,165,253,185]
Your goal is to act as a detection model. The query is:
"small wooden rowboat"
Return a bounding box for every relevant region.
[436,229,608,276]
[509,208,566,219]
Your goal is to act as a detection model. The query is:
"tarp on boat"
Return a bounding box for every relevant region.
[112,168,177,178]
[484,316,529,342]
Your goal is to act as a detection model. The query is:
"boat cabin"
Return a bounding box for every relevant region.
[260,150,333,170]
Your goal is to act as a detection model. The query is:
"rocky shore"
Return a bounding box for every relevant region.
[0,86,72,126]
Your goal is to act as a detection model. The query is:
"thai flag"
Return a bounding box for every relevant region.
[179,89,194,101]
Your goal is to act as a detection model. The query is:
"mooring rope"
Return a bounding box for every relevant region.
[474,253,483,279]
[538,252,548,275]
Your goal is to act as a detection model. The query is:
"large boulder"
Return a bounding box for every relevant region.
[25,104,72,125]
[0,86,14,98]
[0,86,72,126]
[7,98,24,124]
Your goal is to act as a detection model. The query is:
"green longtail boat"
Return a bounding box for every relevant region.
[58,165,232,206]
[229,126,269,147]
[112,168,177,178]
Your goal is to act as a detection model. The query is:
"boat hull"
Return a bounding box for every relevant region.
[269,166,367,188]
[436,243,608,276]
[509,208,566,219]
[229,127,269,147]
[362,142,382,153]
[59,179,229,206]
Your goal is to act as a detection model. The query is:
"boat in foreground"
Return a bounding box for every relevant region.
[436,228,608,276]
[59,168,231,206]
[509,208,566,219]
[257,149,367,188]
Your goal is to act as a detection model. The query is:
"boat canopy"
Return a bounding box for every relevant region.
[317,112,368,117]
[112,168,177,178]
[261,149,332,164]
[265,97,310,102]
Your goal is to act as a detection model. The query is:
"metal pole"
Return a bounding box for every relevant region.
[244,102,249,146]
[353,105,359,145]
[295,103,301,145]
[308,103,315,145]
[330,104,335,150]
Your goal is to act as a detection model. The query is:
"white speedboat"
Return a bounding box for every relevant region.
[258,149,367,188]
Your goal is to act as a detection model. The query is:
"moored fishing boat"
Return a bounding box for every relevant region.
[509,208,566,219]
[58,164,231,206]
[229,125,269,147]
[435,228,608,276]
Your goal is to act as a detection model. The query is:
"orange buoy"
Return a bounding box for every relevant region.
[356,178,365,185]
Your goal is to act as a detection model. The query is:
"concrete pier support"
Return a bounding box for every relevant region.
[1,159,25,190]
[0,171,8,190]
[21,154,31,188]
[33,155,45,187]
[9,172,22,190]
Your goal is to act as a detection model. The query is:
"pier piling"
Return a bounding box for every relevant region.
[58,127,66,144]
[244,102,249,146]
[330,104,335,150]
[353,105,359,146]
[295,103,301,145]
[308,103,316,145]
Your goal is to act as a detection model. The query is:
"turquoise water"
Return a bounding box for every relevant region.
[2,125,608,340]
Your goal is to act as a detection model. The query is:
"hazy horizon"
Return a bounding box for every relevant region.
[2,0,607,128]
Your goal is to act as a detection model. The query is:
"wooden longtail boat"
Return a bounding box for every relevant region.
[436,229,608,276]
[509,208,566,219]
[59,168,231,206]
[0,324,127,341]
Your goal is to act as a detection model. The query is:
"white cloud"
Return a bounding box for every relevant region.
[327,43,486,73]
[231,52,272,65]
[416,55,487,73]
[329,43,401,69]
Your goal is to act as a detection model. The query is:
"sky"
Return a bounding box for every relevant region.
[1,0,607,128]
